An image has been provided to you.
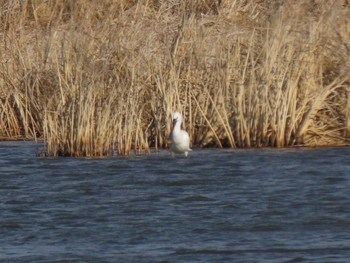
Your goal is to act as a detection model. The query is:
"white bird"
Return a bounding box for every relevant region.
[168,111,192,157]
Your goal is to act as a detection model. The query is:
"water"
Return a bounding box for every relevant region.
[0,141,350,263]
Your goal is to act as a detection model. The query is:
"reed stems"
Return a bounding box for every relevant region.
[0,0,349,156]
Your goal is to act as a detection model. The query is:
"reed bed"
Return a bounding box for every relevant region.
[0,0,349,156]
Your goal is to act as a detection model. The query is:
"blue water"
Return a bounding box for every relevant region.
[0,141,350,262]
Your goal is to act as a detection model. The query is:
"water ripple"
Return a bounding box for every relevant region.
[0,142,350,262]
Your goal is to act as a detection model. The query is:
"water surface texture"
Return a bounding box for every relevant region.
[1,141,350,262]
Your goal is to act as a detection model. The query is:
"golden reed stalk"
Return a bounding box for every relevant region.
[0,0,349,156]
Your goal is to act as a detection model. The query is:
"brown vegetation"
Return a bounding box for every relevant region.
[0,0,349,156]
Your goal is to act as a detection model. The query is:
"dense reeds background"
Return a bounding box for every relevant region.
[0,0,349,156]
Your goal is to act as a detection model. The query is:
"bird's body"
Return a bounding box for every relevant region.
[168,112,192,157]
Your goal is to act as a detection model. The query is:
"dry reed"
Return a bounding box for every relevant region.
[0,0,349,156]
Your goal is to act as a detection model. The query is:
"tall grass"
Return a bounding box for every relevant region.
[0,0,349,156]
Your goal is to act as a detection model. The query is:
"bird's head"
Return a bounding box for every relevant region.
[172,111,182,125]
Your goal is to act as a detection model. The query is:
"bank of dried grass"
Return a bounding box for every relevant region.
[0,0,349,156]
